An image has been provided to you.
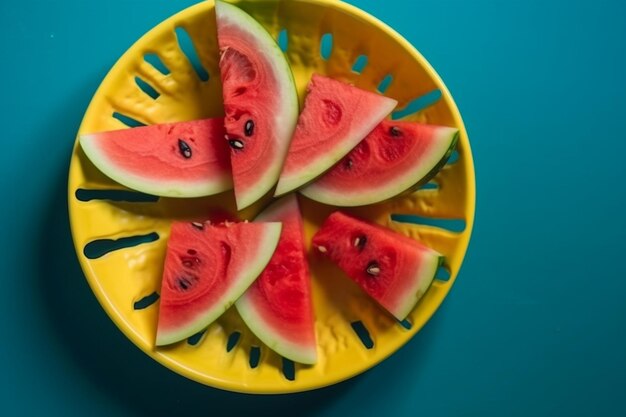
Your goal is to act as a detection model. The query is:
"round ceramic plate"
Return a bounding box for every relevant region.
[68,0,475,394]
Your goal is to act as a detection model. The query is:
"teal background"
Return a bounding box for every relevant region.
[1,0,625,416]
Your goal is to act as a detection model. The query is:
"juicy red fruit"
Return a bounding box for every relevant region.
[313,211,442,320]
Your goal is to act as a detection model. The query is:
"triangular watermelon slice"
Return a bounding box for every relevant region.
[312,212,442,321]
[275,75,398,196]
[301,120,459,206]
[235,195,317,364]
[215,1,299,210]
[79,118,232,198]
[156,220,282,346]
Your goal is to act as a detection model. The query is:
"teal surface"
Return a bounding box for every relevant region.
[1,0,625,415]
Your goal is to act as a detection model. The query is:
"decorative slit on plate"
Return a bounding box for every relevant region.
[187,329,206,346]
[377,74,393,93]
[133,292,159,310]
[134,76,160,99]
[75,188,159,203]
[226,331,241,352]
[352,54,368,74]
[391,214,466,233]
[83,232,159,259]
[144,53,170,75]
[174,27,209,81]
[447,149,460,165]
[249,346,261,369]
[350,321,374,349]
[112,112,146,128]
[435,265,451,282]
[397,318,413,330]
[277,28,288,52]
[391,89,442,120]
[320,33,333,60]
[420,182,439,191]
[282,358,296,381]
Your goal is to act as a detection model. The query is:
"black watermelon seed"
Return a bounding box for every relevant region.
[191,222,204,230]
[244,120,255,137]
[178,277,191,290]
[389,126,402,137]
[178,139,192,158]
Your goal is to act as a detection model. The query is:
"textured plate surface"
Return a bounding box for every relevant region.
[68,0,475,394]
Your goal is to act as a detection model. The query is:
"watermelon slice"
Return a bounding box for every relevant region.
[79,118,232,198]
[274,75,398,196]
[156,220,282,346]
[301,121,459,206]
[235,195,317,364]
[216,1,299,210]
[312,212,442,321]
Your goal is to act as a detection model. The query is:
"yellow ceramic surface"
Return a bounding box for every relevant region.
[68,0,475,394]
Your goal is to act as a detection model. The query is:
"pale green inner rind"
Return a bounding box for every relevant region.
[156,223,283,346]
[235,166,278,211]
[274,97,398,196]
[300,128,459,206]
[235,295,317,364]
[392,252,442,321]
[236,195,317,364]
[79,134,232,198]
[217,1,298,209]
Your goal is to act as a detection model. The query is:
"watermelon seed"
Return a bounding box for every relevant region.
[316,245,327,253]
[191,222,204,230]
[354,235,367,250]
[244,119,254,136]
[187,249,197,255]
[389,126,402,137]
[178,277,192,291]
[178,139,192,159]
[366,262,380,277]
[181,255,200,268]
[229,139,244,150]
[343,158,353,170]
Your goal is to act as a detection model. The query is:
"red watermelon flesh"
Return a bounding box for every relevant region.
[79,118,232,198]
[312,212,442,321]
[156,220,282,346]
[275,74,398,196]
[301,120,459,206]
[235,195,317,364]
[216,1,299,210]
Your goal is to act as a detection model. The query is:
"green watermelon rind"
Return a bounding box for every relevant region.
[79,133,233,198]
[392,253,443,321]
[274,96,398,197]
[216,1,299,210]
[236,294,317,365]
[235,196,317,365]
[155,222,283,346]
[300,128,459,207]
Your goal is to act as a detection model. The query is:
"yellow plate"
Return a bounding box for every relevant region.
[68,0,475,394]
